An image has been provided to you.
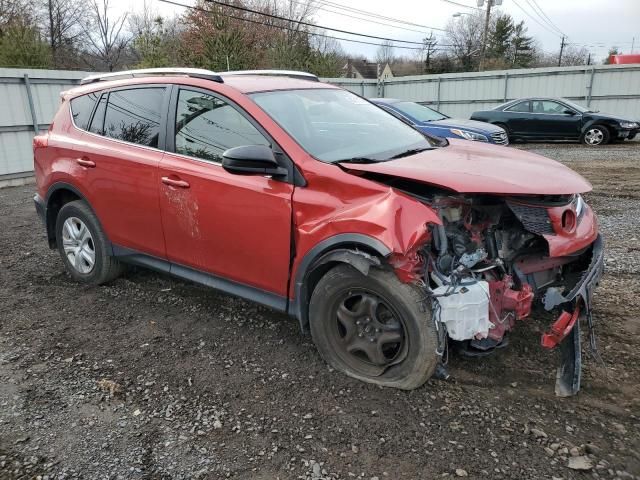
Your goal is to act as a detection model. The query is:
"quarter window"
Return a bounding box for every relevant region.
[505,101,530,113]
[70,92,99,130]
[174,89,269,163]
[89,93,107,135]
[103,88,164,148]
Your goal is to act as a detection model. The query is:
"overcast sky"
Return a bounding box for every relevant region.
[117,0,640,62]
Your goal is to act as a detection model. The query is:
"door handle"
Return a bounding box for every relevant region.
[76,158,96,168]
[161,176,190,188]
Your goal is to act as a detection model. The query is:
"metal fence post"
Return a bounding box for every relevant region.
[586,67,596,107]
[361,81,365,96]
[436,77,441,110]
[23,74,39,135]
[503,72,509,102]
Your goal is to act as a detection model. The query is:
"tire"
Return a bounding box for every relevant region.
[582,125,610,146]
[309,264,438,390]
[55,200,123,285]
[494,122,511,142]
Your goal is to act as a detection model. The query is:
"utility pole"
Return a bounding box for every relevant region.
[631,37,635,53]
[478,0,493,72]
[558,36,565,66]
[423,31,437,73]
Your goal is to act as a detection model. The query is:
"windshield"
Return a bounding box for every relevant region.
[251,89,436,163]
[559,98,590,113]
[390,101,448,122]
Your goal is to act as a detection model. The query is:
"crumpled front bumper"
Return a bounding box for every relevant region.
[542,234,604,396]
[543,234,604,313]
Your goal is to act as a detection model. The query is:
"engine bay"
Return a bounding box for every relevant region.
[418,193,591,356]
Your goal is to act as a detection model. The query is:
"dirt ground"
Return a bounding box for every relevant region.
[1,142,639,480]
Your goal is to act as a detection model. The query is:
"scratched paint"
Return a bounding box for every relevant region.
[163,188,201,239]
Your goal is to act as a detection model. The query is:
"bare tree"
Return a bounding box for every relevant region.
[375,39,394,65]
[129,0,180,67]
[0,0,34,34]
[82,0,130,71]
[41,0,84,67]
[445,13,484,71]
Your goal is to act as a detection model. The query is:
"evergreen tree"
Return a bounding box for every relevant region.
[511,20,534,68]
[488,13,514,62]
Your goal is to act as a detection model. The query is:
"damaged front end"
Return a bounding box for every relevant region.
[392,191,604,396]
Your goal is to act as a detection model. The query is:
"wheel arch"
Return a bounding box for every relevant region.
[580,120,614,135]
[288,234,392,333]
[44,182,110,252]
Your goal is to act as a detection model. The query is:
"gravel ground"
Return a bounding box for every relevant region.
[1,141,639,480]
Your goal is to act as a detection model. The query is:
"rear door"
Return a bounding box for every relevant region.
[501,100,531,135]
[158,86,293,298]
[74,86,169,257]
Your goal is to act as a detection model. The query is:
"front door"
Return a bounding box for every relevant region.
[158,87,293,298]
[529,100,582,139]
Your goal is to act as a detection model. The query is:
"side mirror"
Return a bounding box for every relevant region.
[564,109,576,115]
[222,145,287,177]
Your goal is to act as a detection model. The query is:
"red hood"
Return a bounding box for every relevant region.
[340,139,592,195]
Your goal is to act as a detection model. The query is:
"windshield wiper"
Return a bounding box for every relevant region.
[337,157,380,164]
[388,147,431,160]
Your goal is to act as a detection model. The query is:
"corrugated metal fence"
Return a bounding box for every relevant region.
[325,64,640,120]
[1,64,639,180]
[0,68,90,181]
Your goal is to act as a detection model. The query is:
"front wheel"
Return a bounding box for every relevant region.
[309,265,438,390]
[582,125,610,146]
[494,122,511,142]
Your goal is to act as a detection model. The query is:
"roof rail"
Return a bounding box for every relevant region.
[80,68,224,85]
[221,70,319,82]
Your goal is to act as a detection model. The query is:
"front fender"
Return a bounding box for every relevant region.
[289,186,440,330]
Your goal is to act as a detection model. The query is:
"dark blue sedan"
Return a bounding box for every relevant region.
[371,98,509,145]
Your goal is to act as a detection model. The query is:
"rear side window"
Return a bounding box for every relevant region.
[103,88,164,148]
[70,92,99,130]
[505,101,530,113]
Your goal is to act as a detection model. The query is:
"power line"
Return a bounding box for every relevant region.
[287,0,445,36]
[157,0,453,51]
[511,0,563,38]
[525,0,566,37]
[528,0,567,37]
[440,0,481,11]
[317,0,449,32]
[203,0,426,45]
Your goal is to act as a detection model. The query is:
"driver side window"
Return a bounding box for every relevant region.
[532,100,565,114]
[175,89,269,163]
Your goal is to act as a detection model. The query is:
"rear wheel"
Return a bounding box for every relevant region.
[309,264,438,390]
[55,200,123,285]
[582,125,610,146]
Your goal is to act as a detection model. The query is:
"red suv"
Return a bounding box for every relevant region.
[33,68,603,396]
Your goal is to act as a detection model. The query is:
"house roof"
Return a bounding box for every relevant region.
[344,60,380,79]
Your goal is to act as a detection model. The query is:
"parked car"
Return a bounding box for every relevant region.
[471,97,639,145]
[371,98,509,145]
[33,68,603,396]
